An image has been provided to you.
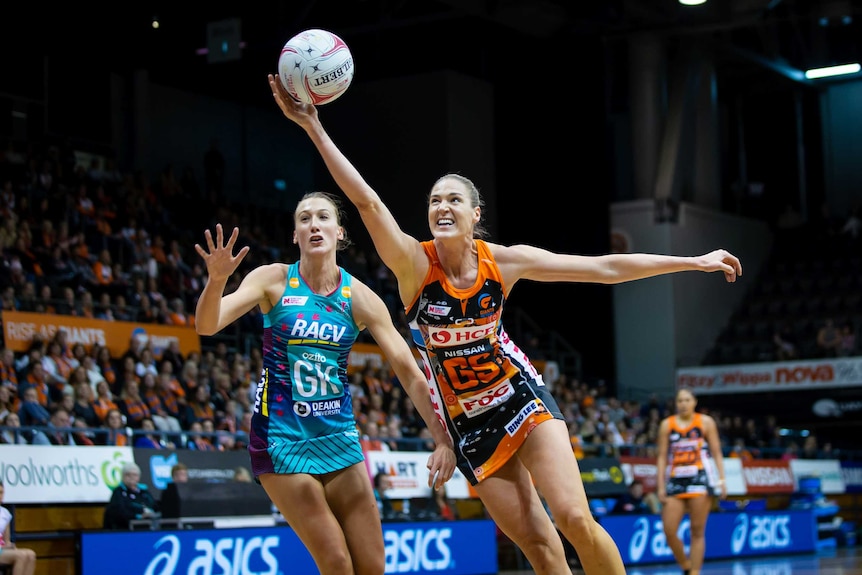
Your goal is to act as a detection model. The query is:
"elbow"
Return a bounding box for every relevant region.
[195,325,215,336]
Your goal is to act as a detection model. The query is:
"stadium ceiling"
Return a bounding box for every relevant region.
[4,0,861,101]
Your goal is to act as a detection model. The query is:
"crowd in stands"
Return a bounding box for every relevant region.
[708,203,861,365]
[0,136,857,461]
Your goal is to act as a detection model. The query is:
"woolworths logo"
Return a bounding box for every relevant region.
[102,451,127,488]
[0,450,129,489]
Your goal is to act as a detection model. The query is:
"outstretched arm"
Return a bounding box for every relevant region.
[194,224,262,335]
[496,245,742,287]
[268,74,424,286]
[353,281,456,489]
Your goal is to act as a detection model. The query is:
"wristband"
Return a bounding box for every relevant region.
[717,479,725,485]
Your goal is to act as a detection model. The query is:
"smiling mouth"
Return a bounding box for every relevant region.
[437,218,453,226]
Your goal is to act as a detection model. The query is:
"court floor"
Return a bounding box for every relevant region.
[501,546,862,574]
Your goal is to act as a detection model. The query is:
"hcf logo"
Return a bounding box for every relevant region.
[144,534,279,575]
[429,324,495,346]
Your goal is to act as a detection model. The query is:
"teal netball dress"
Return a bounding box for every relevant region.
[248,262,364,476]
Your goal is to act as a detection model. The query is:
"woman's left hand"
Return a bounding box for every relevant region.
[427,445,457,491]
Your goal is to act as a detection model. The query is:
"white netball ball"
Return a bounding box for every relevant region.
[278,29,354,105]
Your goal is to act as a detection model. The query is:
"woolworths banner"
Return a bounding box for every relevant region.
[0,445,134,503]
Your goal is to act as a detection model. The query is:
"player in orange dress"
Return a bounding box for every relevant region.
[656,388,727,575]
[269,73,743,575]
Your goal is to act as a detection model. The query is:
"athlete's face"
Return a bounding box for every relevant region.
[293,197,344,254]
[428,178,480,239]
[675,390,696,417]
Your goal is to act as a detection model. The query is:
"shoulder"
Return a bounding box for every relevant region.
[242,262,289,289]
[485,242,515,260]
[349,279,384,311]
[700,412,718,429]
[254,262,290,278]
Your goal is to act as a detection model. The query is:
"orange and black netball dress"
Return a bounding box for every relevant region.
[663,413,719,498]
[405,240,561,485]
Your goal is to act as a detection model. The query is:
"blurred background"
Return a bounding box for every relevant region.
[1,0,861,443]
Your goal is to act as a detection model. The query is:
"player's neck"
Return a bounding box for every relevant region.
[676,413,695,425]
[434,238,478,285]
[298,260,341,294]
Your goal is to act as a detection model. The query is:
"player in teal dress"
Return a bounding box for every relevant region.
[194,193,455,575]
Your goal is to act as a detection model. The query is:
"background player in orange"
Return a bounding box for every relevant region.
[656,388,727,575]
[269,73,743,575]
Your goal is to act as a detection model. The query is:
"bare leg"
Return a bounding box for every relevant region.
[260,463,384,575]
[516,420,627,575]
[686,495,713,575]
[661,497,691,572]
[474,456,570,575]
[0,548,37,575]
[324,464,387,575]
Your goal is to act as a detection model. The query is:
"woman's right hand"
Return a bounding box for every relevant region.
[268,74,318,128]
[194,224,249,283]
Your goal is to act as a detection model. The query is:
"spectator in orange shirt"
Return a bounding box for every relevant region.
[188,385,215,423]
[186,419,217,451]
[569,421,585,460]
[93,380,119,425]
[0,347,19,391]
[92,249,114,286]
[729,438,754,461]
[20,363,51,408]
[101,408,129,446]
[166,298,194,327]
[95,346,118,390]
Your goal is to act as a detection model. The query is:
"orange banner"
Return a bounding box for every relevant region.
[2,311,200,360]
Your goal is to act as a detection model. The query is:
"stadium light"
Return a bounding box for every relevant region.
[804,62,861,79]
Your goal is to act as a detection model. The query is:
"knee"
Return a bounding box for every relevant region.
[24,548,37,563]
[314,547,353,574]
[354,556,386,575]
[553,505,596,543]
[689,521,707,539]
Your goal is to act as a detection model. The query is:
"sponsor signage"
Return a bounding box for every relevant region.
[620,456,658,492]
[1,310,200,359]
[0,445,133,503]
[841,461,862,494]
[80,520,498,575]
[578,457,627,497]
[365,451,472,500]
[133,449,255,497]
[721,458,747,496]
[789,459,846,494]
[600,510,816,565]
[676,357,862,395]
[740,459,795,495]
